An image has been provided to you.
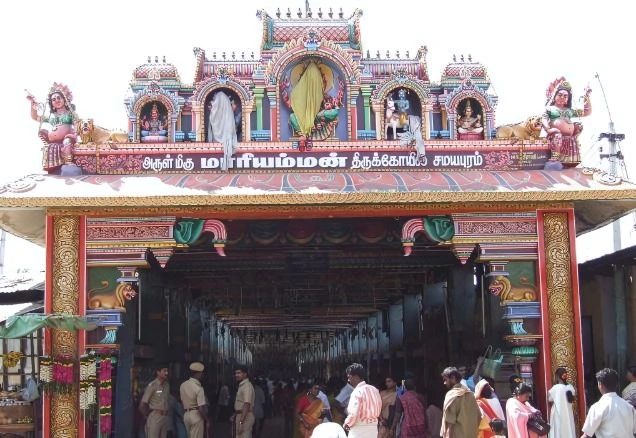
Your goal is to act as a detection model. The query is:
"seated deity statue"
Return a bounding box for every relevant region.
[140,103,168,142]
[457,101,484,135]
[286,60,341,140]
[208,91,238,171]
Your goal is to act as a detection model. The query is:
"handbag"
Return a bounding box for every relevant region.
[481,345,503,379]
[527,416,551,436]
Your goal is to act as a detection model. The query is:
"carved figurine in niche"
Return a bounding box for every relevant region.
[207,91,239,171]
[456,98,484,139]
[88,281,138,310]
[542,77,591,169]
[488,275,537,303]
[280,59,344,140]
[140,102,169,143]
[385,89,426,159]
[26,83,79,173]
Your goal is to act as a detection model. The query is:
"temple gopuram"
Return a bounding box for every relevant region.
[0,6,634,437]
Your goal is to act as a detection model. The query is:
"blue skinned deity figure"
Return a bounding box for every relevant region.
[395,89,411,129]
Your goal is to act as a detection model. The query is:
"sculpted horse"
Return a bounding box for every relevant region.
[385,96,426,160]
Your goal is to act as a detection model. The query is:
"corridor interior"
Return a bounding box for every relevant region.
[125,217,503,435]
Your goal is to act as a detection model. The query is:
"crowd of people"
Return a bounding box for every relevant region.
[136,359,636,438]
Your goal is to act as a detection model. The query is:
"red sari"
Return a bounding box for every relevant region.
[296,395,323,438]
[398,391,427,438]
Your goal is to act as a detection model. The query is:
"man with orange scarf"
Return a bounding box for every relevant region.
[441,367,480,438]
[474,380,505,438]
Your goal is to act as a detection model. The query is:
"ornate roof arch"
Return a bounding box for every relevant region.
[370,69,431,106]
[265,36,361,86]
[445,79,496,116]
[192,66,254,107]
[126,84,185,119]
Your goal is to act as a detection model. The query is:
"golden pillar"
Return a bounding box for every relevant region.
[541,211,584,428]
[50,216,81,437]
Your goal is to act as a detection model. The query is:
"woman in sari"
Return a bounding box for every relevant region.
[391,379,426,438]
[378,377,397,438]
[475,380,505,438]
[548,367,575,438]
[506,383,544,438]
[295,383,324,438]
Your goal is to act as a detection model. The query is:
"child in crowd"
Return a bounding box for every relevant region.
[490,418,506,438]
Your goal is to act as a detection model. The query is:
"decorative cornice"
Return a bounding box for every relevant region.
[265,37,361,85]
[192,69,254,104]
[0,188,631,209]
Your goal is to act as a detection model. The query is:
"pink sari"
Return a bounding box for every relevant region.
[505,397,540,438]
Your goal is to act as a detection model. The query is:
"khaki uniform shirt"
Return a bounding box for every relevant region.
[443,384,480,438]
[141,378,170,412]
[234,379,255,412]
[180,377,207,410]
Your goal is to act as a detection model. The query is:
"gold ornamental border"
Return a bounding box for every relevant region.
[47,201,573,217]
[0,188,634,209]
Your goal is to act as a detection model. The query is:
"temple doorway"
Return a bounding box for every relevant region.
[128,216,510,436]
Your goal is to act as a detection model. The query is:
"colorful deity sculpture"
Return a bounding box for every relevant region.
[26,83,79,174]
[140,102,168,143]
[457,100,484,137]
[282,60,343,140]
[541,77,592,169]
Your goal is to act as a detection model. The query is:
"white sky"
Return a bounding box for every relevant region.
[0,0,634,272]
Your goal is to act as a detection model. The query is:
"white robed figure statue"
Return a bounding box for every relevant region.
[548,367,576,438]
[208,91,238,171]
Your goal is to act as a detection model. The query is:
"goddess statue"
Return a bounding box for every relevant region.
[26,83,79,173]
[208,91,238,171]
[457,100,484,136]
[140,103,168,142]
[283,60,343,140]
[542,77,591,168]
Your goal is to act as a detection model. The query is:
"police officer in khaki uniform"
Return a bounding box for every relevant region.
[180,362,208,438]
[139,364,172,438]
[231,365,255,438]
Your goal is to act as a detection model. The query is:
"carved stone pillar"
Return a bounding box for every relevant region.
[423,104,433,140]
[191,103,203,141]
[242,104,254,143]
[539,211,584,428]
[371,103,383,140]
[361,87,372,131]
[50,216,81,437]
[254,88,265,131]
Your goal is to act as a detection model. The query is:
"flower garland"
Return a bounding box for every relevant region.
[40,356,74,394]
[98,357,113,434]
[79,355,97,412]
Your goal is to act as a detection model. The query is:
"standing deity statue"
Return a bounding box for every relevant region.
[26,83,80,174]
[541,77,591,169]
[208,91,239,171]
[394,89,411,129]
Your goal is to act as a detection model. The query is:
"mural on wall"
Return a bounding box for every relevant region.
[279,57,346,141]
[87,267,138,310]
[139,101,169,143]
[489,261,537,304]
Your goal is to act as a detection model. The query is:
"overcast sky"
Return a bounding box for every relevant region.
[0,0,633,272]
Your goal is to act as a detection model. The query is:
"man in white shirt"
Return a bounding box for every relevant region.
[581,368,636,438]
[312,422,347,438]
[343,363,382,438]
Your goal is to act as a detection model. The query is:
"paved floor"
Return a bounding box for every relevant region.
[210,416,284,438]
